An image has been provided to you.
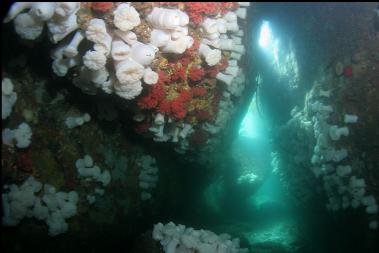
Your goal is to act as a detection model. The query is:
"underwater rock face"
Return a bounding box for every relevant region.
[2,2,251,242]
[4,2,249,154]
[273,38,379,230]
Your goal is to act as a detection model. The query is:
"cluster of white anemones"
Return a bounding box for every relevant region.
[4,2,160,100]
[2,122,32,149]
[198,7,248,140]
[306,82,377,230]
[198,11,246,84]
[135,3,248,152]
[5,2,249,151]
[75,154,111,205]
[2,77,33,149]
[148,7,193,54]
[65,112,91,128]
[153,222,249,253]
[2,78,18,120]
[2,176,79,236]
[136,154,159,201]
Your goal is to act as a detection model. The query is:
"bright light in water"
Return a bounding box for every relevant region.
[257,20,299,89]
[258,21,280,66]
[239,93,266,139]
[258,21,273,49]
